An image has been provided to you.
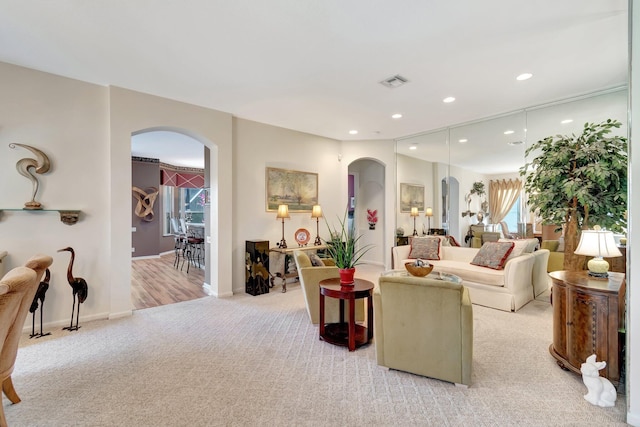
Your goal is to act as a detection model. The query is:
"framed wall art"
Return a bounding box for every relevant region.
[266,167,318,212]
[400,183,425,212]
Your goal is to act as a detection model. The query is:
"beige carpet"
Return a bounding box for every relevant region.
[5,270,628,426]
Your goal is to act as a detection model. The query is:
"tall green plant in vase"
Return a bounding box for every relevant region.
[520,119,627,271]
[324,210,375,284]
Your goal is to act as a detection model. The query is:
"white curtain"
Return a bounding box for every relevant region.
[489,179,522,223]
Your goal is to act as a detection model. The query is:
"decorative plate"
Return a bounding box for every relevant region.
[294,228,311,245]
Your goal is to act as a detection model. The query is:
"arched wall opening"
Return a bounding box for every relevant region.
[130,128,212,307]
[108,87,233,319]
[348,157,386,267]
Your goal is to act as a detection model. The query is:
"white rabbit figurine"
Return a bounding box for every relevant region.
[580,354,617,407]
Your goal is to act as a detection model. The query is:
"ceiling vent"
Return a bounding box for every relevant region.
[380,74,409,88]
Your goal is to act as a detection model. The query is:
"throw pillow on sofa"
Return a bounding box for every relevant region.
[499,238,537,260]
[408,236,440,260]
[471,241,515,270]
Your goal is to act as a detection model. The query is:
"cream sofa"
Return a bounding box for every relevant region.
[392,242,549,312]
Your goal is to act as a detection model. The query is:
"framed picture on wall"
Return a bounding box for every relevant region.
[266,167,318,212]
[400,183,425,212]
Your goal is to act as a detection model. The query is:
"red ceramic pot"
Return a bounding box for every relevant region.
[339,267,356,285]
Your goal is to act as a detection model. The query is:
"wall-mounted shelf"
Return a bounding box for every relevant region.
[0,209,82,225]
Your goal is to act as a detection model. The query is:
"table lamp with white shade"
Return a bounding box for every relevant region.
[311,204,323,246]
[276,204,290,248]
[425,207,433,235]
[410,207,419,236]
[574,226,622,277]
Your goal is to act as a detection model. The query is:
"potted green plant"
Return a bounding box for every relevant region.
[520,119,627,271]
[324,210,375,284]
[470,181,486,197]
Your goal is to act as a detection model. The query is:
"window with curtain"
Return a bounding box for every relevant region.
[488,179,522,225]
[160,164,205,235]
[502,197,521,233]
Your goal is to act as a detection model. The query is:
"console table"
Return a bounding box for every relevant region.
[318,278,374,351]
[549,270,625,386]
[269,245,326,292]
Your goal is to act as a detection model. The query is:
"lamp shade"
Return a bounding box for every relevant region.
[574,230,622,258]
[425,207,433,217]
[410,207,419,217]
[276,204,290,219]
[311,205,323,218]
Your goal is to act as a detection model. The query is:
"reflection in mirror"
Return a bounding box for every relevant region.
[394,87,627,248]
[523,88,627,238]
[395,129,448,241]
[449,111,526,244]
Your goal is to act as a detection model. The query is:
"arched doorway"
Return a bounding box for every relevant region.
[348,158,385,267]
[130,128,212,309]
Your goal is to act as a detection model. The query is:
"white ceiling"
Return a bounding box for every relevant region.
[0,1,628,169]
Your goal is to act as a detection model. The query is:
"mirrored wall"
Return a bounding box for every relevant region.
[395,88,628,244]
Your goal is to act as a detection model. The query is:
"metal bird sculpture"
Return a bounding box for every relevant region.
[57,247,88,331]
[29,268,51,338]
[9,143,51,209]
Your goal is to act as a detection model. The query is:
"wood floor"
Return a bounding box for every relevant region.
[131,252,209,310]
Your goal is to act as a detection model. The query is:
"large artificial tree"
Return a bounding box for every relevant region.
[520,119,627,271]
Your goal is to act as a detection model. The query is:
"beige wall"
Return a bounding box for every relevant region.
[0,61,395,322]
[0,62,235,325]
[342,139,396,269]
[0,62,112,325]
[231,121,396,293]
[131,159,161,257]
[396,154,436,235]
[109,86,234,311]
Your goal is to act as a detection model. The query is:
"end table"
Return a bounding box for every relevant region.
[318,278,374,351]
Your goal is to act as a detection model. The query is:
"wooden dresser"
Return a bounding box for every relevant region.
[549,270,625,386]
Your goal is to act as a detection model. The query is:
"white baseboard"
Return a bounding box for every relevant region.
[22,311,113,334]
[204,282,233,298]
[627,411,640,427]
[109,310,133,319]
[132,254,161,260]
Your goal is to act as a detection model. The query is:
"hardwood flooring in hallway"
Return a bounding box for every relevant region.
[131,253,209,310]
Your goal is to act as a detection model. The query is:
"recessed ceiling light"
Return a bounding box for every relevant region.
[349,130,358,135]
[561,119,573,124]
[458,138,468,143]
[409,145,417,150]
[504,130,515,135]
[516,73,533,81]
[443,97,456,103]
[391,113,403,119]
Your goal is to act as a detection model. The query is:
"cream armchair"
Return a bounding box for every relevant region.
[293,251,364,325]
[374,274,473,386]
[1,254,53,426]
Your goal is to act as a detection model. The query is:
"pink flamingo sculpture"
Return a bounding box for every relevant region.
[57,247,88,331]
